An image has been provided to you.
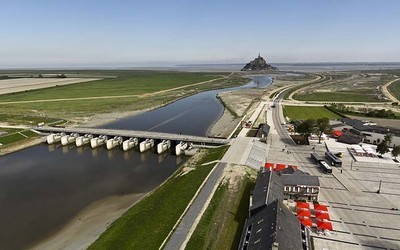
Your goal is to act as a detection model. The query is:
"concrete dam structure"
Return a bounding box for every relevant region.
[37,126,229,156]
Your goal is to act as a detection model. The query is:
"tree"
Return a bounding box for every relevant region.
[384,133,393,146]
[376,141,390,156]
[296,119,315,144]
[315,118,331,144]
[392,145,400,160]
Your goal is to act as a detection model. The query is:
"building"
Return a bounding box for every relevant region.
[340,118,400,146]
[249,170,283,216]
[278,167,320,202]
[239,169,310,250]
[239,199,304,250]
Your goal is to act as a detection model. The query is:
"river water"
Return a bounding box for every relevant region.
[0,75,271,250]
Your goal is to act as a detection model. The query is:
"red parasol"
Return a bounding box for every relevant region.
[315,212,330,220]
[317,220,333,231]
[296,201,310,209]
[296,208,311,217]
[265,162,275,171]
[297,216,312,227]
[276,163,286,171]
[314,204,328,212]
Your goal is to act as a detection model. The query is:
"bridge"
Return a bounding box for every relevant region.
[34,126,230,155]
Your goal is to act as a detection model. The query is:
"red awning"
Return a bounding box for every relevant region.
[298,216,312,227]
[315,212,330,220]
[314,204,328,212]
[317,220,333,231]
[288,165,298,169]
[296,201,310,209]
[296,208,311,217]
[276,163,286,171]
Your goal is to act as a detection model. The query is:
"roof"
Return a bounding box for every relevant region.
[280,169,320,187]
[239,200,303,250]
[250,171,284,214]
[340,118,400,136]
[340,118,370,131]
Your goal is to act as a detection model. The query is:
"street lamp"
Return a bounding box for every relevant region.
[377,180,382,194]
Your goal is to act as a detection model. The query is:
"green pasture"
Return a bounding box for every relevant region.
[283,105,341,120]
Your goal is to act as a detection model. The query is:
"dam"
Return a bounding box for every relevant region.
[37,126,230,155]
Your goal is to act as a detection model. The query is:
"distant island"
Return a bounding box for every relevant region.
[241,54,278,72]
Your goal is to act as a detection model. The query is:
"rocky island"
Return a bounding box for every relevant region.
[241,54,278,72]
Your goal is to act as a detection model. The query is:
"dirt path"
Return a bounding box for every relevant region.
[381,77,400,103]
[0,77,224,105]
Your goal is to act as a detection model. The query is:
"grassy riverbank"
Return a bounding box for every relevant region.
[185,170,255,250]
[89,146,229,250]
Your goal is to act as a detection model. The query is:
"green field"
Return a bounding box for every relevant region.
[0,71,224,101]
[294,90,387,102]
[186,174,255,250]
[89,146,229,250]
[388,79,400,101]
[283,105,342,120]
[0,71,250,124]
[0,129,38,145]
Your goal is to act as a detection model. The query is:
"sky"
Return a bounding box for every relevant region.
[1,0,400,67]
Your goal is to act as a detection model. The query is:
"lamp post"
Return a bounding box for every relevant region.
[377,180,382,194]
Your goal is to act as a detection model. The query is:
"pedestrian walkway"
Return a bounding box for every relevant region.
[163,163,226,250]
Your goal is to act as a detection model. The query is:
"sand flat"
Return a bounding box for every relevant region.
[0,78,100,95]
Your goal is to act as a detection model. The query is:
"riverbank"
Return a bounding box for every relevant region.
[0,137,44,156]
[30,193,145,250]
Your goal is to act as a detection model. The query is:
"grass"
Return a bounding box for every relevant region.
[0,112,60,125]
[283,106,342,120]
[89,146,229,250]
[294,90,387,102]
[0,129,38,145]
[0,71,250,124]
[0,71,224,101]
[388,79,400,101]
[185,174,255,250]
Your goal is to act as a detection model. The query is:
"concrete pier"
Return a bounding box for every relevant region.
[122,138,138,151]
[76,134,92,147]
[139,139,154,153]
[176,141,188,156]
[157,140,171,154]
[90,135,107,148]
[61,133,79,146]
[46,133,63,144]
[106,136,122,150]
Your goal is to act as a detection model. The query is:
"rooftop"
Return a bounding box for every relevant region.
[239,200,303,250]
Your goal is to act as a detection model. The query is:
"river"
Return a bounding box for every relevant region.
[0,75,271,250]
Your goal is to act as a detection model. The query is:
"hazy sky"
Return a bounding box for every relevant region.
[1,0,400,67]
